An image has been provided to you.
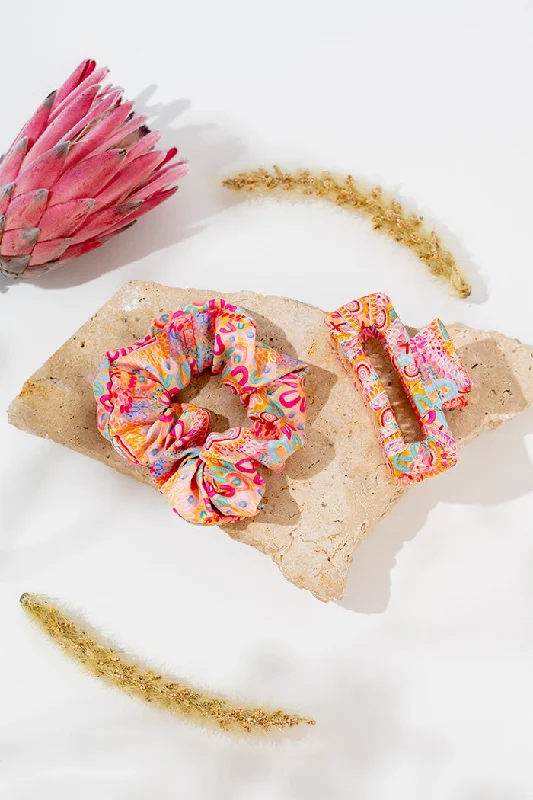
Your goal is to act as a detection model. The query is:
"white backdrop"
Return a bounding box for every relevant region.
[1,2,533,798]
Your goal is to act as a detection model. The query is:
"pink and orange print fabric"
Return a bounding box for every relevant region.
[325,293,472,485]
[94,299,308,525]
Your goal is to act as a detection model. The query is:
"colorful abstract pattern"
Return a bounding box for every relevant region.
[324,293,472,485]
[94,299,308,525]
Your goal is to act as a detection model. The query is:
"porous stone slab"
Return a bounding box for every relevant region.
[8,282,533,600]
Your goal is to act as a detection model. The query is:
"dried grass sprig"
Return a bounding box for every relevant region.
[20,593,314,734]
[222,166,471,298]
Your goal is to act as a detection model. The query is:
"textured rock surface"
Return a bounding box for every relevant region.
[8,282,533,600]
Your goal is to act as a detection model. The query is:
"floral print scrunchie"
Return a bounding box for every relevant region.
[94,299,308,525]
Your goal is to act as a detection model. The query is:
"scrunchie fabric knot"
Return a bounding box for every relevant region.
[93,299,309,525]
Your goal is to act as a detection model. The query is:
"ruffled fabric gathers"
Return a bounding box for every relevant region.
[94,299,308,525]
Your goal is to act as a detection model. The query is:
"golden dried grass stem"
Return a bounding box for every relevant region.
[223,166,471,298]
[20,593,314,734]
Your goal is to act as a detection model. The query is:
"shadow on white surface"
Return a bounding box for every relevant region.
[341,406,533,614]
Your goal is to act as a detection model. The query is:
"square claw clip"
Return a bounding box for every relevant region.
[324,293,472,485]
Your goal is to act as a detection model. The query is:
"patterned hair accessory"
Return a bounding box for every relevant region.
[325,293,472,484]
[94,299,308,525]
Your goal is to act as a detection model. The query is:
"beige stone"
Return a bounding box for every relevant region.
[8,281,533,601]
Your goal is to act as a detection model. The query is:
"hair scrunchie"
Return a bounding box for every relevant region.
[93,299,308,525]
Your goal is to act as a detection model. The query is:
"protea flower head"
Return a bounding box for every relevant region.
[0,59,188,279]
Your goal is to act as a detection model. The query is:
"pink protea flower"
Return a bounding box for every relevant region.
[0,59,188,279]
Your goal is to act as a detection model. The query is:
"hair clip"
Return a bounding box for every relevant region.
[325,293,472,484]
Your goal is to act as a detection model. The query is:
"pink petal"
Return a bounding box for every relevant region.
[15,142,70,195]
[64,103,133,169]
[38,198,95,239]
[70,201,140,244]
[57,90,125,154]
[49,149,126,205]
[29,238,72,265]
[112,122,151,151]
[91,114,148,156]
[0,183,14,215]
[24,85,100,167]
[57,239,104,261]
[49,66,108,123]
[128,162,188,202]
[93,150,166,210]
[70,189,176,246]
[0,138,28,186]
[158,147,178,169]
[55,94,123,151]
[8,92,56,154]
[122,186,178,221]
[96,220,136,242]
[53,59,96,109]
[0,227,40,256]
[5,189,48,230]
[97,84,117,98]
[84,88,124,121]
[87,189,177,240]
[123,130,162,165]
